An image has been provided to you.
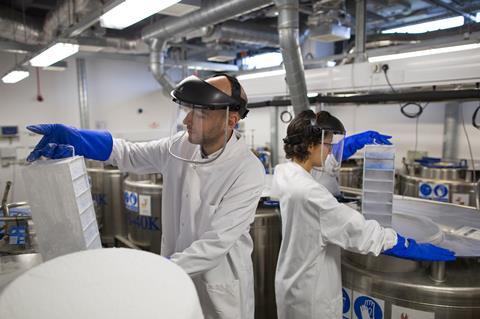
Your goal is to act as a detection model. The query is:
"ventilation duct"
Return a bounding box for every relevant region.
[43,0,101,42]
[307,0,351,42]
[275,0,309,115]
[142,0,273,96]
[141,0,272,40]
[0,6,42,45]
[203,21,279,47]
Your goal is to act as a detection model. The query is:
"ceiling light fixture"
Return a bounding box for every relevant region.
[368,43,480,63]
[1,69,30,84]
[30,42,79,67]
[100,0,182,30]
[237,69,286,80]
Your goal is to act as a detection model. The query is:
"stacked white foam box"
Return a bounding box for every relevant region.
[22,156,101,261]
[362,145,396,227]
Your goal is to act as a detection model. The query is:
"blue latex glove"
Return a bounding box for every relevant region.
[342,130,392,160]
[26,124,113,162]
[383,234,456,261]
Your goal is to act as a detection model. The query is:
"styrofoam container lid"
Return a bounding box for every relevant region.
[0,248,204,319]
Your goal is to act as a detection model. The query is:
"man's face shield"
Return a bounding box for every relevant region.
[168,101,230,164]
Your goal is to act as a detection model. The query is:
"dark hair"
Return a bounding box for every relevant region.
[283,110,334,162]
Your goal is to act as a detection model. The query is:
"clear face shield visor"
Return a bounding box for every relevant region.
[314,130,345,175]
[168,102,230,165]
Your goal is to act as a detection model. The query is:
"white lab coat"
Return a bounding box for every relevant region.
[108,132,265,319]
[271,161,397,319]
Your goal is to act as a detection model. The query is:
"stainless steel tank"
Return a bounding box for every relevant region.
[87,163,126,245]
[251,200,281,319]
[123,174,162,254]
[341,195,480,318]
[399,159,479,207]
[339,159,363,189]
[342,252,480,318]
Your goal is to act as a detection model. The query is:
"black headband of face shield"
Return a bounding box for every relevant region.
[283,125,326,145]
[212,73,249,118]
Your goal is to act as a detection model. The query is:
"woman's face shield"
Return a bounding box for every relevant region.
[169,101,230,164]
[316,130,345,174]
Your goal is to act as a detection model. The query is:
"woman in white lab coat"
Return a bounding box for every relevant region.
[271,110,455,319]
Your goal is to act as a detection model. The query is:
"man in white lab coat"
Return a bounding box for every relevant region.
[26,74,265,319]
[271,110,455,319]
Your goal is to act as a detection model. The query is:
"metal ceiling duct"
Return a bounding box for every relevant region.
[307,0,351,42]
[0,6,42,45]
[141,0,273,41]
[149,38,176,95]
[204,21,279,47]
[275,0,309,115]
[43,0,101,42]
[143,0,273,96]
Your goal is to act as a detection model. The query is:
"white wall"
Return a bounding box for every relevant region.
[0,52,174,201]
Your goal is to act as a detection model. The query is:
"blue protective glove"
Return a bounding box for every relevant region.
[26,124,113,162]
[383,234,456,262]
[342,130,392,160]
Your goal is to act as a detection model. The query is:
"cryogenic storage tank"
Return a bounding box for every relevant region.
[342,253,480,319]
[251,200,281,319]
[123,174,162,254]
[398,158,479,207]
[87,163,126,245]
[342,196,480,319]
[339,159,363,189]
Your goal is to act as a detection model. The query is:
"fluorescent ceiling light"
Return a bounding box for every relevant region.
[237,69,285,80]
[100,0,181,30]
[383,16,464,34]
[307,92,319,98]
[368,43,480,63]
[2,70,30,84]
[30,43,79,67]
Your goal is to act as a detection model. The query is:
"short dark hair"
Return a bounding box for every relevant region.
[283,110,334,162]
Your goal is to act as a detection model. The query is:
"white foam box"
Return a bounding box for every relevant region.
[22,156,101,261]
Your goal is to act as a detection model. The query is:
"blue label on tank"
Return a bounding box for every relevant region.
[433,184,449,201]
[419,183,432,198]
[124,191,139,212]
[127,213,160,231]
[92,193,107,206]
[343,288,350,314]
[354,296,383,319]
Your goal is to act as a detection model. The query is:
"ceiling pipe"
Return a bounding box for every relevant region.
[142,0,272,94]
[149,38,175,97]
[274,0,309,115]
[204,21,279,47]
[424,0,477,23]
[141,0,272,41]
[0,6,42,45]
[43,0,101,41]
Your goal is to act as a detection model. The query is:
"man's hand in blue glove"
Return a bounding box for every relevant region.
[26,124,113,162]
[383,234,456,262]
[342,131,392,160]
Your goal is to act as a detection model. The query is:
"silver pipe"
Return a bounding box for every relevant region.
[76,58,90,129]
[270,107,279,167]
[442,102,459,161]
[429,261,447,283]
[0,7,42,45]
[43,0,100,41]
[275,0,309,116]
[206,21,279,47]
[355,0,366,62]
[141,0,272,40]
[149,38,175,97]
